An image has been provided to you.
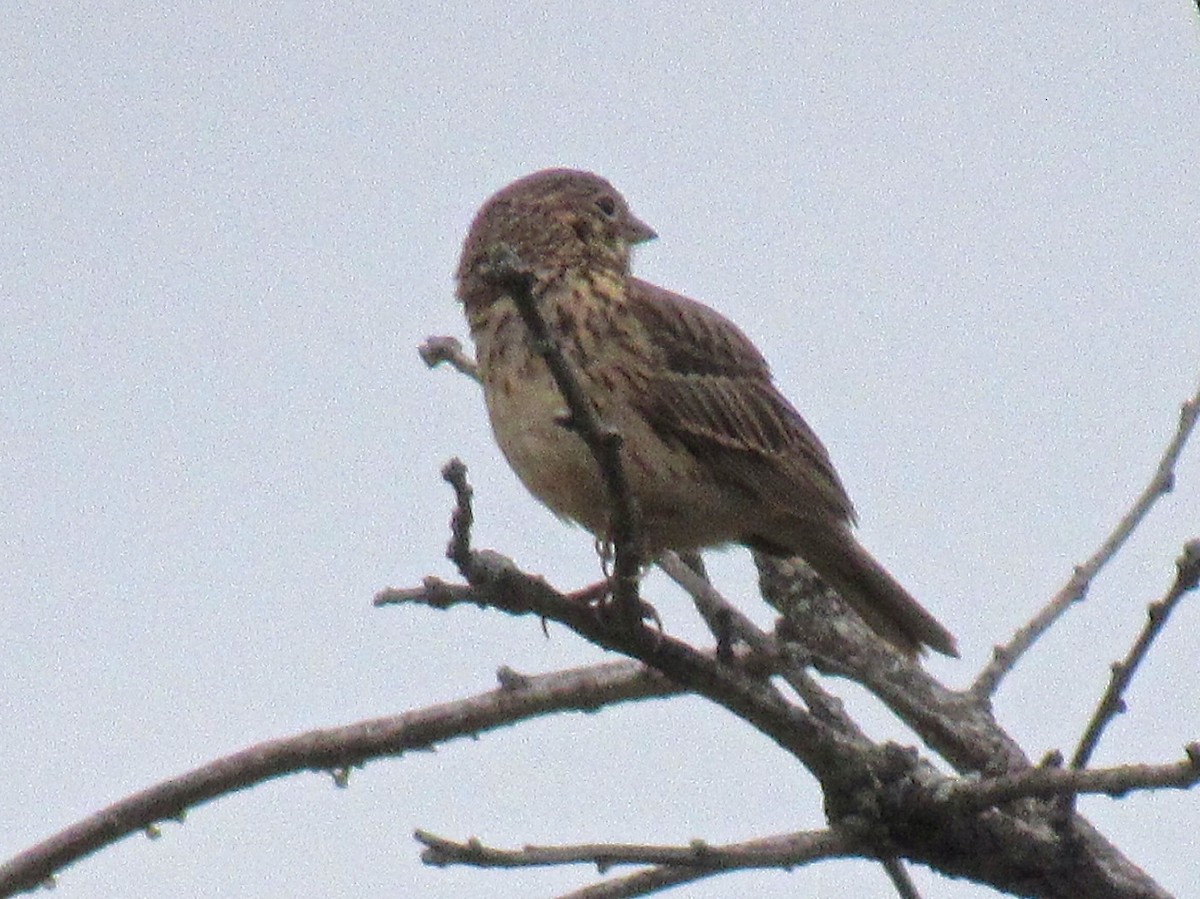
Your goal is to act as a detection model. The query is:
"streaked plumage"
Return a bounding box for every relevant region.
[456,168,957,658]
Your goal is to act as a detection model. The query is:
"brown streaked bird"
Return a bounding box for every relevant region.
[455,168,958,658]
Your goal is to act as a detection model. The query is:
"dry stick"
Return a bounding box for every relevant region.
[552,829,862,899]
[1066,539,1200,806]
[938,746,1200,812]
[559,866,714,899]
[442,457,475,571]
[658,551,862,736]
[419,464,864,791]
[882,857,922,899]
[479,245,643,623]
[415,826,860,872]
[0,660,679,898]
[972,383,1200,698]
[669,549,730,653]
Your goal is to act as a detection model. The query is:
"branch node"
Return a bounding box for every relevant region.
[1176,539,1200,592]
[496,666,532,690]
[1186,742,1200,768]
[1039,750,1064,768]
[1069,540,1200,781]
[441,458,475,574]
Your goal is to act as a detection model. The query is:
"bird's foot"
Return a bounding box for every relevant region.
[566,579,613,605]
[567,578,662,632]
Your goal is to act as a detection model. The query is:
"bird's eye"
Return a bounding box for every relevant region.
[595,196,618,218]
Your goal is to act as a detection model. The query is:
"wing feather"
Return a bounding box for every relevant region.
[626,278,856,524]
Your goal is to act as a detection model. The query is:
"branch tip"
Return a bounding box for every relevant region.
[1176,539,1200,591]
[1185,743,1200,768]
[1068,543,1200,785]
[496,666,532,690]
[972,383,1200,697]
[418,335,480,382]
[440,458,475,573]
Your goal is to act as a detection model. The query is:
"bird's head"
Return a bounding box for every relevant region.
[456,168,656,306]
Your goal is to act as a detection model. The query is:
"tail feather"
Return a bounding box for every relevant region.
[751,524,958,658]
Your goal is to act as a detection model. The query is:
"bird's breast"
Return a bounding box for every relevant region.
[482,352,611,535]
[468,279,755,554]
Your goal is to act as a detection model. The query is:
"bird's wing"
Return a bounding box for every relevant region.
[626,278,856,524]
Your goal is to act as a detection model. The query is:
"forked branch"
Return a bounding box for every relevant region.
[973,382,1200,697]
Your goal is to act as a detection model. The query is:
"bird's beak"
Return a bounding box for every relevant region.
[623,214,657,244]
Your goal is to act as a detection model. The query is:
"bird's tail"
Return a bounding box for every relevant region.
[762,524,958,658]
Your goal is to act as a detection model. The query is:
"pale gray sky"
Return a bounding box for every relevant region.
[3,3,1199,897]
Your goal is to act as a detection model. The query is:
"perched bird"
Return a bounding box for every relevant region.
[455,168,957,658]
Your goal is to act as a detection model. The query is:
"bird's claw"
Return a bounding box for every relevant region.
[566,579,662,632]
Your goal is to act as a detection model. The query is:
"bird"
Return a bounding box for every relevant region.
[455,168,957,658]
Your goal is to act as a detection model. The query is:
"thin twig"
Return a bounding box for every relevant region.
[374,578,479,609]
[480,246,643,624]
[882,857,922,899]
[755,554,1031,778]
[402,471,907,812]
[669,550,730,654]
[417,826,865,899]
[551,828,861,899]
[936,745,1200,812]
[415,826,859,872]
[442,458,474,573]
[973,382,1200,698]
[1068,540,1200,782]
[556,865,712,899]
[658,552,861,735]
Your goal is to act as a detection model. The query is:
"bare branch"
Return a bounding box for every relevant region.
[374,578,479,609]
[479,245,643,622]
[1069,540,1200,779]
[756,555,1030,777]
[658,551,863,736]
[663,549,731,655]
[442,456,475,572]
[395,467,896,808]
[939,745,1200,812]
[549,825,859,892]
[558,865,711,899]
[973,382,1200,697]
[415,826,860,872]
[881,857,922,899]
[419,334,479,381]
[0,660,677,896]
[417,828,863,898]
